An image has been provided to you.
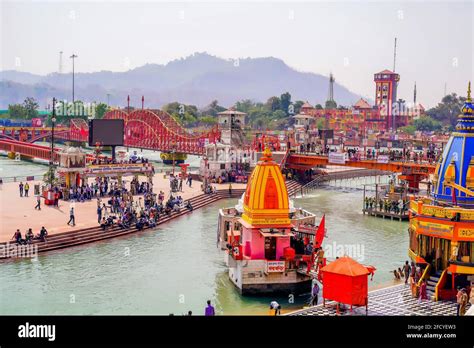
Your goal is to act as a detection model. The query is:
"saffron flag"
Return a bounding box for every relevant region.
[315,214,325,247]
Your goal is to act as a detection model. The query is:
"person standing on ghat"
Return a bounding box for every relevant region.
[97,204,103,223]
[205,300,215,316]
[34,195,41,210]
[24,182,29,197]
[19,182,24,197]
[67,207,76,226]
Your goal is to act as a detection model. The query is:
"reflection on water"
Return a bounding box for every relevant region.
[0,162,409,315]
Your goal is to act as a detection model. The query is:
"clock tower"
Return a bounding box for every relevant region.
[374,70,400,131]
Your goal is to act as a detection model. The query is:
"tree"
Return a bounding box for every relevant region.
[427,93,466,129]
[266,96,281,112]
[8,103,27,119]
[315,104,323,110]
[316,118,326,130]
[292,100,304,115]
[280,92,292,115]
[325,100,337,109]
[413,116,442,132]
[162,102,199,127]
[23,97,39,119]
[199,116,218,126]
[399,125,416,135]
[235,99,255,113]
[94,103,109,119]
[204,100,226,117]
[272,110,287,120]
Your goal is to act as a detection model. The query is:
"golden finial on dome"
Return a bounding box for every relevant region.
[262,146,273,161]
[468,81,472,102]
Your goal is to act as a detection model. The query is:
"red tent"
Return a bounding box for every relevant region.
[321,256,375,313]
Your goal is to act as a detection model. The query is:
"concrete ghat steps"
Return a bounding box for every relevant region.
[13,194,217,248]
[39,195,224,250]
[37,192,238,252]
[1,189,244,258]
[286,180,303,196]
[36,193,222,243]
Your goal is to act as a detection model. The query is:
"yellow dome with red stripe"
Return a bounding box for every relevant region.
[241,147,291,227]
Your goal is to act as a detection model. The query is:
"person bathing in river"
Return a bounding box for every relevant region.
[270,301,281,315]
[403,261,411,284]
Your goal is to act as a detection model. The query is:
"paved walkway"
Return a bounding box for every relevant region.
[288,284,468,316]
[0,174,246,243]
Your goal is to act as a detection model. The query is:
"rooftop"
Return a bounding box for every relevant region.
[288,284,466,316]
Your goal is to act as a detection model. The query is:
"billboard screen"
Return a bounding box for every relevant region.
[88,119,124,146]
[319,129,334,140]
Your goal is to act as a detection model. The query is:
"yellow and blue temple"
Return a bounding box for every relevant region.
[409,83,474,302]
[432,82,474,206]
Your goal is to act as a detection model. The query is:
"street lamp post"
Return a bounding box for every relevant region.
[70,54,78,103]
[50,97,57,188]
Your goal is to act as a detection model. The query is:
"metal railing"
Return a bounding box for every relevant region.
[298,169,391,196]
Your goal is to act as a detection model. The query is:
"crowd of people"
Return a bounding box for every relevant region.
[294,140,441,165]
[98,188,193,232]
[11,226,48,245]
[364,196,407,215]
[393,260,473,315]
[90,156,151,165]
[207,166,249,184]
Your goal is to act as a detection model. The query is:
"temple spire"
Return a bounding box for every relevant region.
[468,81,471,103]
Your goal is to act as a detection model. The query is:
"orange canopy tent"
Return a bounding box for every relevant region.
[321,256,376,313]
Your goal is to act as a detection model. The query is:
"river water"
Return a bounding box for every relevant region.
[0,156,408,315]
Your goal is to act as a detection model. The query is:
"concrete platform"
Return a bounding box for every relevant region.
[0,173,246,243]
[288,284,469,316]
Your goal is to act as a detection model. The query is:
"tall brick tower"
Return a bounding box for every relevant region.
[374,70,400,131]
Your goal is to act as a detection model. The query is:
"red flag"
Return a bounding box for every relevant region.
[315,214,325,247]
[80,127,87,137]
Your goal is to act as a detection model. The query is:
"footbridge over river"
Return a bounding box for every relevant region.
[284,152,436,189]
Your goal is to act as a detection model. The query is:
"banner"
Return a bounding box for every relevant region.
[328,152,346,164]
[417,221,453,238]
[266,260,285,273]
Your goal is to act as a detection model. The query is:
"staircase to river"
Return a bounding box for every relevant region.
[426,271,443,300]
[0,189,245,259]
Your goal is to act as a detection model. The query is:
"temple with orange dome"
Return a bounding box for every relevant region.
[218,147,322,295]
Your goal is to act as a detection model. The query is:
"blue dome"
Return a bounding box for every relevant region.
[432,82,474,207]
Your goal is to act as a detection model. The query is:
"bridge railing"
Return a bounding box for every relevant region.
[289,150,438,166]
[298,169,392,196]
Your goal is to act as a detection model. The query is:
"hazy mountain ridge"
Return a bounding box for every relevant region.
[0,52,363,109]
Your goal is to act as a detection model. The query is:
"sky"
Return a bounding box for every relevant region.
[1,0,473,107]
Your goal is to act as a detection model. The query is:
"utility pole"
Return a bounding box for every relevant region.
[393,37,397,72]
[70,54,78,103]
[107,93,110,107]
[414,82,417,105]
[59,51,63,74]
[50,98,57,188]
